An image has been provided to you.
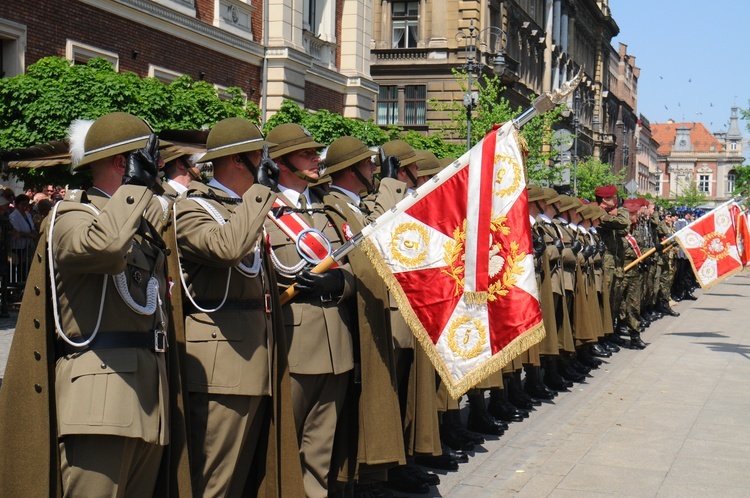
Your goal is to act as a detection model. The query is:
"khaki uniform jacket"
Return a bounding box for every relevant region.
[0,186,193,498]
[265,188,354,375]
[53,186,169,444]
[532,216,559,356]
[175,181,276,396]
[325,188,406,480]
[599,207,630,276]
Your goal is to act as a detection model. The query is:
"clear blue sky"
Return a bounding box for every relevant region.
[611,0,749,146]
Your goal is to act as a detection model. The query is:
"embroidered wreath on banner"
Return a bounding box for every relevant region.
[390,221,430,268]
[494,153,523,198]
[700,231,730,261]
[442,214,525,300]
[447,314,488,359]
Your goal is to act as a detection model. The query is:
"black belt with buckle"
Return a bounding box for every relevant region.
[60,330,167,356]
[183,296,272,315]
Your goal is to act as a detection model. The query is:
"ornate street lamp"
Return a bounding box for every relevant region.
[456,20,506,150]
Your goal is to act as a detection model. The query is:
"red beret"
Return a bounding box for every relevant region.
[594,185,617,198]
[622,199,640,212]
[636,197,650,207]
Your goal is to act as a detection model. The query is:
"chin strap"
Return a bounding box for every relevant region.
[238,153,259,181]
[403,167,419,189]
[351,167,374,195]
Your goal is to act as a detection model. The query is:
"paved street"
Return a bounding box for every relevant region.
[431,272,750,497]
[1,275,750,496]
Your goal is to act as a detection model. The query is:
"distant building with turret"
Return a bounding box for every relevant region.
[650,107,745,204]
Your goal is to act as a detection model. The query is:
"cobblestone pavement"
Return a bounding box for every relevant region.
[2,276,750,496]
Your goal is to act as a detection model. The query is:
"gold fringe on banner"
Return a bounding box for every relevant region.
[359,237,547,399]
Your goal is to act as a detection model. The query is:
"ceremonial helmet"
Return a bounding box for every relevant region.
[556,195,582,213]
[266,123,322,160]
[198,118,274,163]
[542,187,562,204]
[527,183,546,202]
[71,112,165,171]
[380,140,418,168]
[322,136,374,176]
[415,150,442,178]
[438,157,457,169]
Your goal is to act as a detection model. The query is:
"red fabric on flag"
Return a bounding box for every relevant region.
[674,204,743,289]
[735,208,750,267]
[360,122,545,397]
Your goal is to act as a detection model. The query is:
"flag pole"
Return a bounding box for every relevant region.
[279,73,585,305]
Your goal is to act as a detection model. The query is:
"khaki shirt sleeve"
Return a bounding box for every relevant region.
[176,184,276,267]
[53,185,153,274]
[599,207,630,231]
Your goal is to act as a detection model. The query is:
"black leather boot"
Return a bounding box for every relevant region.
[524,364,555,400]
[440,409,476,451]
[467,392,506,436]
[543,357,572,391]
[487,388,524,422]
[630,331,648,349]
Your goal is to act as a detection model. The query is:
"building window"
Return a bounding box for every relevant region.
[731,141,738,150]
[698,174,710,195]
[377,86,399,125]
[404,85,426,125]
[0,19,26,78]
[214,83,248,103]
[392,1,418,48]
[148,65,183,84]
[727,171,736,194]
[66,40,119,70]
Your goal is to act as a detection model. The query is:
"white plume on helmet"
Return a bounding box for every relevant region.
[67,119,95,167]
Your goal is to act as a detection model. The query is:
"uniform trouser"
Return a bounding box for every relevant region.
[60,434,163,498]
[621,265,643,332]
[290,372,349,498]
[189,393,267,498]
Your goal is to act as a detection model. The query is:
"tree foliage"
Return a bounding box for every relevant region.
[730,164,750,197]
[0,56,257,187]
[574,156,626,201]
[263,99,401,147]
[675,180,707,208]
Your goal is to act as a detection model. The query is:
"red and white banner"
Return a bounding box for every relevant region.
[734,206,750,268]
[360,122,545,398]
[674,203,743,289]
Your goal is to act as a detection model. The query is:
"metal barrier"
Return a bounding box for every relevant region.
[0,217,32,316]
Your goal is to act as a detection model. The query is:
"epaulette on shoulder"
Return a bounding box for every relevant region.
[63,189,89,204]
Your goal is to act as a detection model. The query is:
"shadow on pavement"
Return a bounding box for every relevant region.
[698,342,750,360]
[669,332,728,338]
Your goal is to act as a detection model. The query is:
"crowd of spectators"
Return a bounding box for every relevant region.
[1,184,66,288]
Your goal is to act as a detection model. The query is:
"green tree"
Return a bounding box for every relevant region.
[0,56,257,187]
[574,156,626,200]
[729,164,750,196]
[675,180,707,207]
[263,99,400,147]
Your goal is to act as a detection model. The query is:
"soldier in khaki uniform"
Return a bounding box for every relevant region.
[54,113,171,496]
[320,136,407,496]
[260,123,354,498]
[174,117,301,497]
[621,199,648,349]
[595,185,630,345]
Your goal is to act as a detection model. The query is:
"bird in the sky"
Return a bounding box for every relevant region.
[665,105,669,110]
[688,78,692,83]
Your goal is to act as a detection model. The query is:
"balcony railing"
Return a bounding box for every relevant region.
[303,30,336,70]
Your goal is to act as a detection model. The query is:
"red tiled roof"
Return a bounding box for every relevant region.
[651,122,724,156]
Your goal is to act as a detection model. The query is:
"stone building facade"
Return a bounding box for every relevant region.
[650,107,744,204]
